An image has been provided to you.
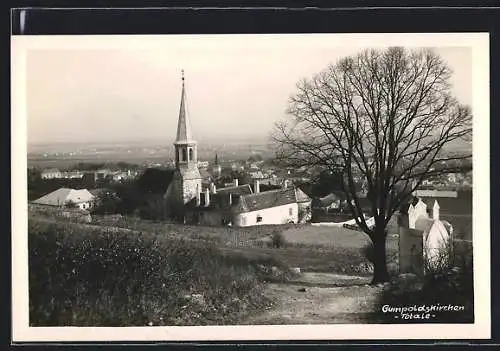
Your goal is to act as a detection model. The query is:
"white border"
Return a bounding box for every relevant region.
[11,33,490,342]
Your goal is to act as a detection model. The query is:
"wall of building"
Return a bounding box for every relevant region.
[399,226,424,276]
[233,203,299,227]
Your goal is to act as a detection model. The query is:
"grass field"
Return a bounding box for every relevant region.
[30,210,399,277]
[28,219,300,326]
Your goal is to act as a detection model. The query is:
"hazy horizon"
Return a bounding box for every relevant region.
[26,35,472,146]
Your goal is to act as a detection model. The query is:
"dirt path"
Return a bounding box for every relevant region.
[243,272,387,324]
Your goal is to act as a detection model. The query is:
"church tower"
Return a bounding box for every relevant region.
[164,70,202,216]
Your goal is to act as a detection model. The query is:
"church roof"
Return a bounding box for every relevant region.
[175,70,195,144]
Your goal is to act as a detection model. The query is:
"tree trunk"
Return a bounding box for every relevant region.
[371,228,390,284]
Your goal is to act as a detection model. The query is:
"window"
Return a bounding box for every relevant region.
[182,148,187,162]
[189,148,194,162]
[256,215,263,223]
[289,207,293,216]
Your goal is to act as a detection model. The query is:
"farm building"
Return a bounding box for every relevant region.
[32,187,96,210]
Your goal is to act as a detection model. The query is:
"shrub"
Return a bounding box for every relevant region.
[271,229,286,249]
[28,220,283,326]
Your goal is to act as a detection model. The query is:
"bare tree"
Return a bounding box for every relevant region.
[272,47,472,283]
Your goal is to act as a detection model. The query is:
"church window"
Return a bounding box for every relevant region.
[189,148,194,162]
[182,148,187,162]
[289,207,293,216]
[256,214,263,223]
[175,149,180,163]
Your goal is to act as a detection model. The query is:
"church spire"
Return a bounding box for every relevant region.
[175,69,194,144]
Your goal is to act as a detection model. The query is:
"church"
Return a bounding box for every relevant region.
[163,71,312,226]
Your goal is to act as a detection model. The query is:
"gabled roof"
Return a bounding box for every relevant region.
[32,188,95,206]
[232,187,297,213]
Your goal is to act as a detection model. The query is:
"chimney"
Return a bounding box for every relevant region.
[205,188,210,207]
[433,200,440,221]
[196,184,201,206]
[234,178,239,187]
[254,179,260,193]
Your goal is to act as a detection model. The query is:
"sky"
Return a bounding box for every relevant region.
[25,35,472,145]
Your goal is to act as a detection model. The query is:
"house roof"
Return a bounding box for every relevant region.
[32,188,95,206]
[216,184,253,196]
[233,187,297,213]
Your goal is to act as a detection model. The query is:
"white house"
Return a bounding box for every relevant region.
[40,168,63,179]
[184,179,311,227]
[32,188,96,210]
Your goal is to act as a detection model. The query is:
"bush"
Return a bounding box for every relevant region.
[28,220,283,326]
[271,229,286,248]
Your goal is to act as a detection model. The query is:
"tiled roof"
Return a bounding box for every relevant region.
[233,187,297,213]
